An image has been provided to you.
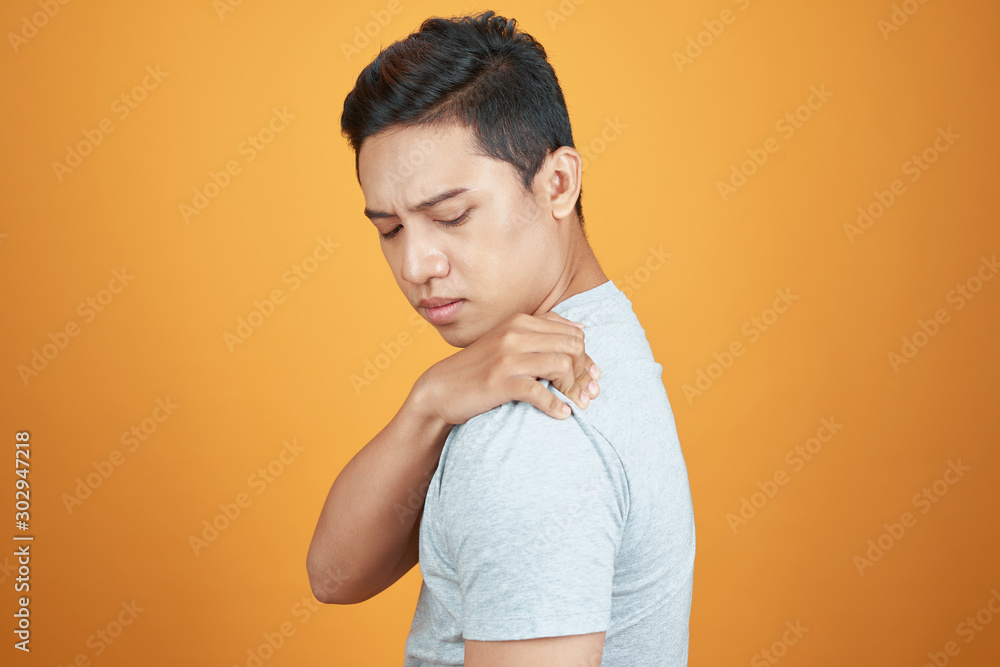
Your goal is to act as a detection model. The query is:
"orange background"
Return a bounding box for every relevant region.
[2,0,999,665]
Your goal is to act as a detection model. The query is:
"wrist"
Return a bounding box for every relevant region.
[405,375,452,435]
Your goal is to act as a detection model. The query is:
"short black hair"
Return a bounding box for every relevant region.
[341,9,585,229]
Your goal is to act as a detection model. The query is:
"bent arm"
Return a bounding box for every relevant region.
[306,382,451,604]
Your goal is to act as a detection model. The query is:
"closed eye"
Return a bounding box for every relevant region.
[379,211,471,241]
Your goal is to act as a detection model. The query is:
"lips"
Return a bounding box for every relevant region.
[422,298,465,325]
[418,297,461,308]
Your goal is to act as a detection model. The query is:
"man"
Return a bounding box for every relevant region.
[306,10,695,666]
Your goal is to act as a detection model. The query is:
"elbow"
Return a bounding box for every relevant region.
[307,569,336,605]
[310,581,343,605]
[308,572,348,605]
[309,581,366,606]
[306,555,362,605]
[306,559,341,604]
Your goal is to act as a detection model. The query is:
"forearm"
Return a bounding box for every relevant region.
[307,380,452,604]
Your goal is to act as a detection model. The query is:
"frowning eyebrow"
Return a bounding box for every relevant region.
[364,187,471,220]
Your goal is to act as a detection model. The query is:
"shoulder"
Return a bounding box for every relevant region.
[438,387,629,524]
[447,389,612,473]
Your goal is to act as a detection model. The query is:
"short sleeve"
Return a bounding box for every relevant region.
[438,396,629,641]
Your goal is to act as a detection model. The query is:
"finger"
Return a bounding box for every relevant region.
[503,320,601,400]
[536,311,586,329]
[533,330,598,395]
[498,316,584,357]
[519,352,580,406]
[529,315,599,379]
[510,351,597,409]
[510,377,575,420]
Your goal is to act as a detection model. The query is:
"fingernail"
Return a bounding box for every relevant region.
[588,380,598,397]
[579,391,589,408]
[590,364,601,380]
[562,403,571,415]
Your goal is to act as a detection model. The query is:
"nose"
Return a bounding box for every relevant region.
[398,225,449,285]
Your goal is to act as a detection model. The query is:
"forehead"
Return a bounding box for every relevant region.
[358,123,497,206]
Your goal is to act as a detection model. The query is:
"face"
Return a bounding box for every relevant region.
[358,122,573,348]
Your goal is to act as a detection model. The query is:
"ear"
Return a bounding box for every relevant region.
[541,146,582,221]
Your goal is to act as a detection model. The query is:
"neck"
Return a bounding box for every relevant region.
[532,224,608,316]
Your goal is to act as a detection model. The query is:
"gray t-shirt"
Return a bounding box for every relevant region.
[403,279,696,666]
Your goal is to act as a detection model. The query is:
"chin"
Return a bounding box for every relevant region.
[437,325,478,349]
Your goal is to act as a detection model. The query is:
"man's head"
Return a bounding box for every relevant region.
[341,10,590,348]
